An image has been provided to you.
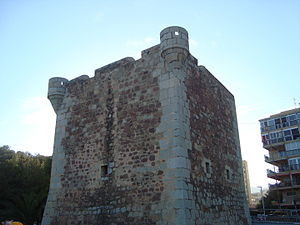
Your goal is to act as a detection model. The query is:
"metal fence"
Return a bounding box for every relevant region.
[251,209,300,223]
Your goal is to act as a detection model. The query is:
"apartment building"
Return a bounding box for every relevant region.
[260,107,300,206]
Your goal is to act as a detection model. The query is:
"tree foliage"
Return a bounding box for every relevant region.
[257,189,282,209]
[0,146,51,225]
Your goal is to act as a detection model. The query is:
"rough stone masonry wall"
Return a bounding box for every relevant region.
[44,51,168,224]
[185,65,251,225]
[43,26,250,225]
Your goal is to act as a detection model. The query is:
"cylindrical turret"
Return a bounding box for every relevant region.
[160,26,189,67]
[48,77,69,113]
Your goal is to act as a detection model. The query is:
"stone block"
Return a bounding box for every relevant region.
[172,146,188,157]
[168,157,189,169]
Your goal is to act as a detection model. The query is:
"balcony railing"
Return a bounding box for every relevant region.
[262,136,299,147]
[269,181,300,190]
[265,148,300,162]
[269,182,291,190]
[267,164,300,176]
[261,119,300,132]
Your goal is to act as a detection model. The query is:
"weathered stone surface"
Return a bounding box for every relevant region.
[43,26,250,225]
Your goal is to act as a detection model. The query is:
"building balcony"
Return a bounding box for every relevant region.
[263,139,285,149]
[269,182,300,191]
[262,137,299,149]
[265,148,300,163]
[267,164,300,178]
[261,119,300,133]
[261,126,300,149]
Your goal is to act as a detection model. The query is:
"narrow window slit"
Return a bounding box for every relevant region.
[101,165,108,177]
[205,162,210,174]
[226,169,230,180]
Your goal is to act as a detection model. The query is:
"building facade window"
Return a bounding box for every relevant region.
[288,157,300,170]
[261,128,300,145]
[205,162,210,174]
[286,141,300,151]
[289,114,297,126]
[292,128,300,140]
[260,113,300,132]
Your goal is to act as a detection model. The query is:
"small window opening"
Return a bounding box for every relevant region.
[101,165,108,177]
[205,162,210,174]
[174,31,179,36]
[226,169,230,180]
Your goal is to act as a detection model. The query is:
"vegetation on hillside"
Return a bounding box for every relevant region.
[0,145,51,225]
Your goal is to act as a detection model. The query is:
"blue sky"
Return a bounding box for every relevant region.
[1,0,300,191]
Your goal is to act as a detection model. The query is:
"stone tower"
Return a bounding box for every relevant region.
[42,26,250,225]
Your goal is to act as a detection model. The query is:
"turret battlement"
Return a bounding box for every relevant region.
[160,26,189,53]
[48,77,68,113]
[160,26,189,68]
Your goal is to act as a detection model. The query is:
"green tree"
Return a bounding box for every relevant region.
[257,189,282,210]
[0,146,52,225]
